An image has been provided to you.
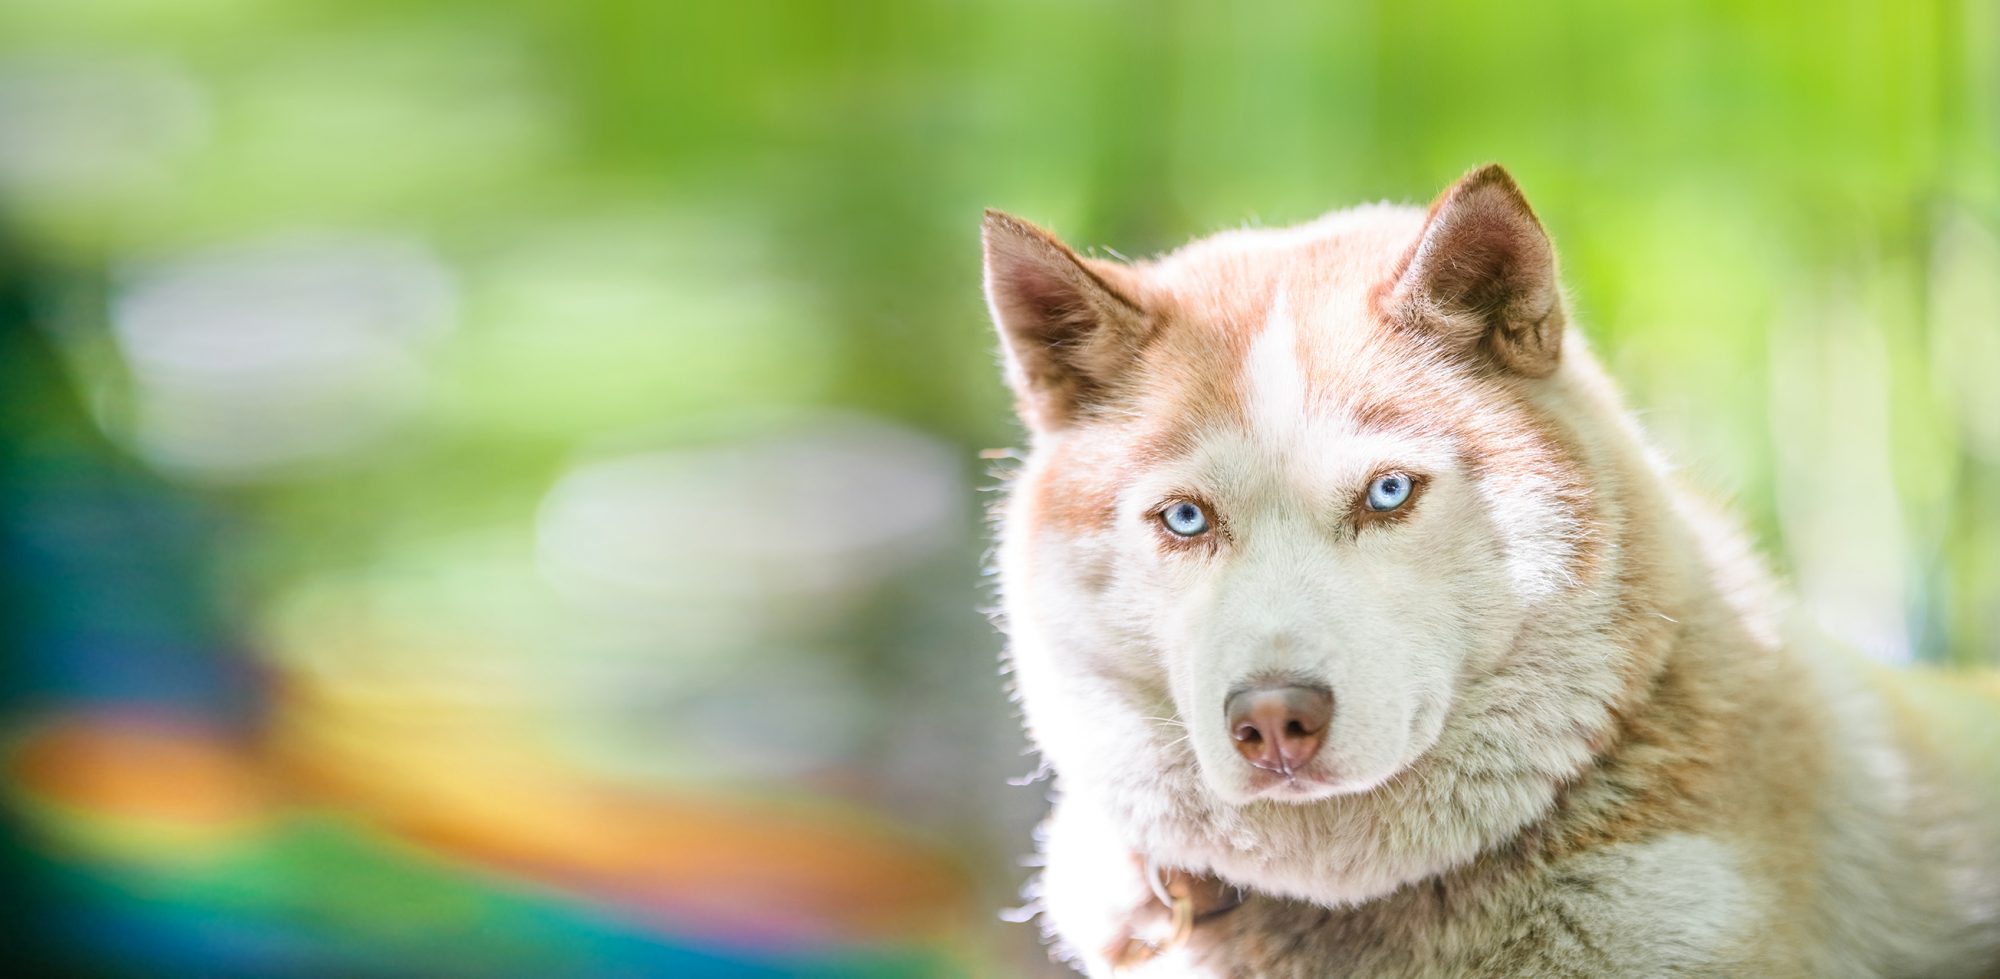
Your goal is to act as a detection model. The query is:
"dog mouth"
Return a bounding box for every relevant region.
[1242,764,1352,802]
[1183,689,1444,806]
[1234,743,1426,803]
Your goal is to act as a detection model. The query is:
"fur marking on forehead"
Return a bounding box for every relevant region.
[1243,294,1308,447]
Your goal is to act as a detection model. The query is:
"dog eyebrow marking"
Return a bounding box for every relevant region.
[1349,395,1433,437]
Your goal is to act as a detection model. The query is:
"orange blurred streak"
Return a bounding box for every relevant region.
[4,708,276,861]
[269,677,972,945]
[9,709,270,827]
[5,698,973,946]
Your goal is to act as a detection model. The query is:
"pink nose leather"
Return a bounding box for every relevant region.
[1224,685,1333,775]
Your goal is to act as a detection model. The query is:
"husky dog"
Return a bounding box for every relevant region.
[981,165,2000,977]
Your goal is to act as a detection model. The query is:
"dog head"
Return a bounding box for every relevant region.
[988,166,1672,903]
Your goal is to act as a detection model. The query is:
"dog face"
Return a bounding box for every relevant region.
[989,168,1617,892]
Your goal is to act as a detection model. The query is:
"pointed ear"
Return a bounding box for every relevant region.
[982,210,1149,431]
[1387,165,1564,377]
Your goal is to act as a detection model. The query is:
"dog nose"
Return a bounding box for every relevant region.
[1225,685,1333,775]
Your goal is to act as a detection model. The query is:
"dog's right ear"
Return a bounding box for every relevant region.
[982,210,1149,432]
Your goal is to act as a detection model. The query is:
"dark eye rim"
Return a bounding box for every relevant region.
[1365,473,1413,511]
[1354,470,1428,528]
[1148,495,1224,550]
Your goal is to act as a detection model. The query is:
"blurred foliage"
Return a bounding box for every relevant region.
[0,0,1996,975]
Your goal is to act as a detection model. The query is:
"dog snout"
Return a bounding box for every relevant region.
[1224,684,1333,775]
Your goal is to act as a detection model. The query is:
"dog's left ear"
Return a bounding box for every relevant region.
[1387,164,1564,377]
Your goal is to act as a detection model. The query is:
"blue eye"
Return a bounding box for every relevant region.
[1366,473,1414,511]
[1161,501,1210,537]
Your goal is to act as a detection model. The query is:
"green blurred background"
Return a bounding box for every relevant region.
[0,0,1995,975]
